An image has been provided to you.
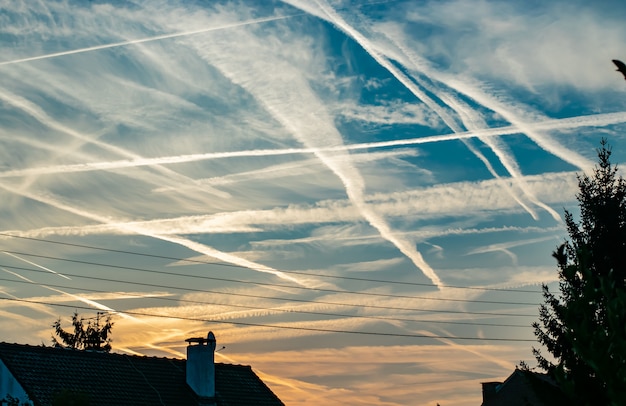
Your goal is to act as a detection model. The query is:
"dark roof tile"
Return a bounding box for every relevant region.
[0,342,283,406]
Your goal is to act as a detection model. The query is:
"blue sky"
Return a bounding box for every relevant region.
[1,0,626,404]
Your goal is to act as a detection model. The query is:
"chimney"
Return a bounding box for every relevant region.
[481,381,501,405]
[186,331,217,402]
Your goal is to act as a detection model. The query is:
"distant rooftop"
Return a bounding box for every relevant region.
[481,369,569,406]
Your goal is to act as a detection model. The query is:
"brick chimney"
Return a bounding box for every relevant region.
[186,331,216,403]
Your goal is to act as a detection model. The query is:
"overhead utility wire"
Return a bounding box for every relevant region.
[0,263,538,317]
[0,296,536,342]
[0,276,531,328]
[0,233,543,293]
[0,250,540,306]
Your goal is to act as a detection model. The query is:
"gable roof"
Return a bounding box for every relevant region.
[0,342,284,406]
[481,369,570,406]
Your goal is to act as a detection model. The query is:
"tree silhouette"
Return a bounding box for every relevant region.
[532,139,626,406]
[52,312,113,352]
[0,394,32,406]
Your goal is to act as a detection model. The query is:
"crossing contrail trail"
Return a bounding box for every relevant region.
[0,111,623,179]
[419,79,561,221]
[289,0,567,223]
[175,16,445,288]
[0,14,299,67]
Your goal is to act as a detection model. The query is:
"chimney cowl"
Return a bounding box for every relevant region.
[186,331,216,347]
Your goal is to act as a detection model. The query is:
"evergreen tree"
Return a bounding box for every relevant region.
[52,312,113,352]
[532,139,626,406]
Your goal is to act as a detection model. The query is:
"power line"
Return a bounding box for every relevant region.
[0,275,532,328]
[0,233,544,293]
[0,296,537,342]
[0,250,541,306]
[0,263,538,317]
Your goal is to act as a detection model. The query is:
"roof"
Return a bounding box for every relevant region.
[0,342,284,406]
[481,369,571,406]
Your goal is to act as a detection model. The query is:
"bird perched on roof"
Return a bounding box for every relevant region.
[613,59,626,80]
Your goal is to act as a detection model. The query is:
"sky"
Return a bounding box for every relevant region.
[1,0,626,404]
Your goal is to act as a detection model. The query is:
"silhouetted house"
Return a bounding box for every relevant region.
[481,369,570,406]
[0,332,283,406]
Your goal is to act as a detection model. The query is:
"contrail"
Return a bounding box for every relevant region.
[312,0,531,220]
[1,111,623,179]
[0,181,309,287]
[428,82,561,221]
[252,225,564,248]
[3,251,71,280]
[179,16,444,288]
[0,14,299,67]
[422,75,541,219]
[444,75,594,171]
[153,149,416,193]
[0,268,59,317]
[0,195,571,243]
[466,236,558,256]
[0,89,230,199]
[292,0,561,222]
[1,265,137,320]
[465,235,558,266]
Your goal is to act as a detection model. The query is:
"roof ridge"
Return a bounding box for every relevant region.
[0,341,185,361]
[0,342,258,367]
